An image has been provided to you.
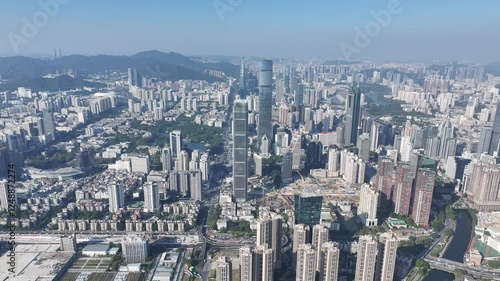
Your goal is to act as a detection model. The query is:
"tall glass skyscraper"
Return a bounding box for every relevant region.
[489,103,500,156]
[233,100,248,201]
[258,60,273,153]
[239,59,246,97]
[344,85,362,146]
[294,194,323,226]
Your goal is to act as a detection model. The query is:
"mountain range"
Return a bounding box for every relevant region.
[0,50,239,91]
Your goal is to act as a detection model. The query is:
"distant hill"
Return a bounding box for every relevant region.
[0,75,106,92]
[0,51,239,91]
[486,62,500,76]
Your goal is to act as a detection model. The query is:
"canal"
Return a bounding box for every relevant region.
[423,209,473,281]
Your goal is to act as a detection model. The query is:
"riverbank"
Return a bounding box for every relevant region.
[423,209,473,280]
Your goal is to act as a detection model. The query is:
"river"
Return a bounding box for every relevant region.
[423,209,473,281]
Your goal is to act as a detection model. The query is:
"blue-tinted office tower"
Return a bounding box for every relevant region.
[239,59,246,97]
[258,60,273,153]
[233,100,248,201]
[489,103,500,156]
[344,85,362,146]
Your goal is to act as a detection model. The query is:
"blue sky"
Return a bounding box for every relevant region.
[0,0,499,62]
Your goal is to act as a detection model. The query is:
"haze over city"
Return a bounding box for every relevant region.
[0,0,499,62]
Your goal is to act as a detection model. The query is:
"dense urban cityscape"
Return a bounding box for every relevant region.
[1,1,500,281]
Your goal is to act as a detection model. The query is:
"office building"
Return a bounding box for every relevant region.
[144,183,160,212]
[233,100,248,201]
[355,235,378,281]
[60,235,77,252]
[169,130,182,158]
[108,183,124,213]
[282,151,293,183]
[411,169,436,227]
[477,126,493,155]
[319,242,340,281]
[490,103,500,156]
[258,60,273,153]
[294,194,323,226]
[122,236,148,264]
[344,85,362,146]
[296,244,316,281]
[358,183,379,226]
[312,225,328,272]
[240,59,247,96]
[370,122,381,151]
[161,147,172,171]
[375,233,398,281]
[128,67,141,87]
[216,256,232,281]
[357,133,370,162]
[438,120,454,159]
[42,109,55,142]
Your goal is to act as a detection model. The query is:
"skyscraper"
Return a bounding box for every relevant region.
[240,247,253,281]
[319,242,340,281]
[253,244,274,281]
[375,233,398,281]
[257,212,282,269]
[216,256,232,281]
[438,119,454,159]
[357,133,370,162]
[239,59,247,97]
[122,236,148,264]
[355,235,378,281]
[296,244,316,281]
[393,162,414,216]
[293,224,310,267]
[60,235,77,252]
[128,68,142,87]
[344,86,362,146]
[467,161,500,211]
[108,183,124,213]
[358,183,379,226]
[375,157,395,210]
[169,130,182,158]
[411,169,435,227]
[477,126,493,156]
[258,60,273,153]
[282,151,293,183]
[490,103,500,156]
[312,225,328,272]
[160,147,172,171]
[143,183,159,212]
[42,109,55,142]
[233,100,248,201]
[177,150,189,172]
[294,194,323,226]
[189,169,202,201]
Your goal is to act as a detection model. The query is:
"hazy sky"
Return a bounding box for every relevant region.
[1,0,499,62]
